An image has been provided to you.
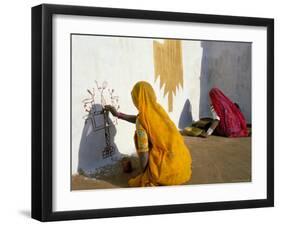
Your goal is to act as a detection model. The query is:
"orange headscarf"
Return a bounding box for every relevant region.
[129,81,192,186]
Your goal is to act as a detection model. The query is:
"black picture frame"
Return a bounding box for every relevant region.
[31,3,274,222]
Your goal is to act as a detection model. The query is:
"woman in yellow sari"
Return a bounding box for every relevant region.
[105,81,192,187]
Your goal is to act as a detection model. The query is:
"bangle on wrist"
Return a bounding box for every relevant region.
[117,112,124,119]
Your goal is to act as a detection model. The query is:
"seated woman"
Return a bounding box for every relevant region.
[209,88,248,137]
[182,88,248,138]
[105,81,192,187]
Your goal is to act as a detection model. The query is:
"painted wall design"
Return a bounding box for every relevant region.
[78,104,121,173]
[153,40,184,112]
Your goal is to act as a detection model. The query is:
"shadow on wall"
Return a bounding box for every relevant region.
[178,99,193,129]
[198,41,252,123]
[199,41,211,119]
[77,104,121,174]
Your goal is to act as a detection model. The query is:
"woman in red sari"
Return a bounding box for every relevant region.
[209,88,248,137]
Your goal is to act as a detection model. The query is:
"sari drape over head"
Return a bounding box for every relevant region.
[209,88,248,137]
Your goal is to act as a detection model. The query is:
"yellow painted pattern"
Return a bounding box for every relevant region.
[153,40,183,112]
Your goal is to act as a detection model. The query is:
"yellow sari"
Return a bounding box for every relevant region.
[128,81,192,187]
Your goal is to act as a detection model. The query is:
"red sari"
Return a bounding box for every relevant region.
[209,88,248,137]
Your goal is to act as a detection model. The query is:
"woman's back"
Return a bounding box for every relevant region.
[128,81,192,186]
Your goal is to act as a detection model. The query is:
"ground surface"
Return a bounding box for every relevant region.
[72,135,251,190]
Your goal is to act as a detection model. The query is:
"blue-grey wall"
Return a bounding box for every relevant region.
[199,41,252,123]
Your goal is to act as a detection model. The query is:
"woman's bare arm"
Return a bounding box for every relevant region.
[104,105,137,124]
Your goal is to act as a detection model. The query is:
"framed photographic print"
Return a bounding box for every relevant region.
[31,4,274,221]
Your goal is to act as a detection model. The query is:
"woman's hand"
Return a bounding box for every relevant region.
[104,105,118,117]
[105,105,137,124]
